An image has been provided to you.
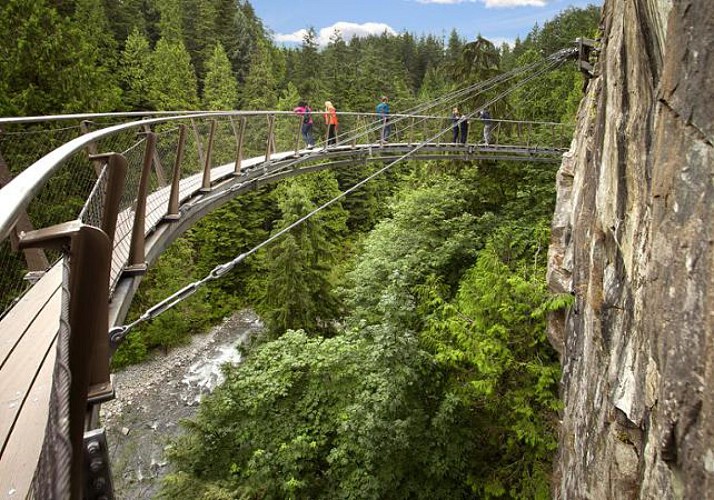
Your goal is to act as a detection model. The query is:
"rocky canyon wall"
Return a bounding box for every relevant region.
[547,0,713,497]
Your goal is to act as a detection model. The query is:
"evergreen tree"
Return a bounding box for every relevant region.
[257,172,347,336]
[322,31,353,107]
[156,0,183,43]
[294,27,323,100]
[74,0,119,73]
[102,0,153,50]
[147,37,199,110]
[119,28,153,110]
[202,43,239,110]
[241,39,279,109]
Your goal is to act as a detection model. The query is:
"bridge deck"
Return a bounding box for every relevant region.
[0,141,562,498]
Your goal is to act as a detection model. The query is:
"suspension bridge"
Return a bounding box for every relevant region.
[0,47,581,499]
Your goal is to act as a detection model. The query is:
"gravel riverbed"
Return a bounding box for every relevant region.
[101,310,262,499]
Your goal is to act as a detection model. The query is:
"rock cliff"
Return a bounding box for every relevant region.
[547,0,713,497]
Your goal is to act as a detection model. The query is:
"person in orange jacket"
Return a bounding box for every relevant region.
[324,101,338,145]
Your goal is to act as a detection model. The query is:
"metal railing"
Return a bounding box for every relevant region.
[0,110,572,314]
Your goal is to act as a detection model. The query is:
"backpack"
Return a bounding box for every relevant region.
[303,107,311,124]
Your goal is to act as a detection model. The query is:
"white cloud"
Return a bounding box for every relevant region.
[482,0,546,6]
[416,0,547,6]
[274,22,397,46]
[488,37,516,47]
[274,29,309,44]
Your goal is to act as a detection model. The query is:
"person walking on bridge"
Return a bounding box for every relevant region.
[376,95,390,143]
[294,100,315,149]
[477,108,493,145]
[324,101,338,145]
[459,111,469,144]
[451,107,461,143]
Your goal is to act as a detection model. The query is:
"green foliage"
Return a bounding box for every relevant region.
[254,171,348,336]
[344,177,478,329]
[418,223,562,498]
[202,43,239,110]
[148,37,199,110]
[240,39,279,109]
[119,28,153,110]
[0,0,121,116]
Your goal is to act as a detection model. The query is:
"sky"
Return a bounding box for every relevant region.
[251,0,602,48]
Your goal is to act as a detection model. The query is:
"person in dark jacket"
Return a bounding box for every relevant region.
[451,107,461,143]
[459,112,469,144]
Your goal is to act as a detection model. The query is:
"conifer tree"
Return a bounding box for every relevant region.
[241,39,279,109]
[258,173,347,336]
[120,28,154,110]
[202,43,239,110]
[294,27,323,100]
[322,31,353,107]
[147,38,199,110]
[156,0,183,43]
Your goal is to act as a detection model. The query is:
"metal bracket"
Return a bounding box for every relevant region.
[83,428,115,500]
[122,262,148,276]
[87,375,115,405]
[23,270,47,284]
[575,37,599,79]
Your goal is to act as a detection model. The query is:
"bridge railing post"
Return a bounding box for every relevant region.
[142,124,167,187]
[190,118,206,174]
[165,124,187,220]
[0,148,50,274]
[125,131,156,275]
[231,117,246,176]
[351,116,361,149]
[200,119,217,192]
[265,114,275,163]
[294,113,302,155]
[80,120,105,177]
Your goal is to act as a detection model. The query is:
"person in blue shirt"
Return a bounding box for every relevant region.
[376,95,390,143]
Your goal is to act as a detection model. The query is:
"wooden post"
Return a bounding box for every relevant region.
[265,114,275,163]
[80,121,104,177]
[0,149,49,271]
[165,125,187,219]
[190,118,206,173]
[230,117,246,175]
[200,119,217,192]
[294,114,303,155]
[125,132,155,275]
[142,124,166,187]
[19,221,113,500]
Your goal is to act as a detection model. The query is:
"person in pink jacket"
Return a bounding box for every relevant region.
[294,100,315,148]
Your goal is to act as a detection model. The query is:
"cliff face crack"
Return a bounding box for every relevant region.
[658,97,714,147]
